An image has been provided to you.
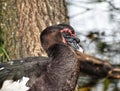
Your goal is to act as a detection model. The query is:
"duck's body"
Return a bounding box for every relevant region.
[29,44,79,91]
[0,44,79,91]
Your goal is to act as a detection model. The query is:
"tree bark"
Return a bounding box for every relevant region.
[2,0,69,60]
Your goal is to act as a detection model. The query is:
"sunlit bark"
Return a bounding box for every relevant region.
[2,0,68,60]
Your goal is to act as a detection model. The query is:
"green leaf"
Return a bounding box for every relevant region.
[0,47,10,61]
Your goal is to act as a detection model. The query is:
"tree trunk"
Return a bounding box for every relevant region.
[2,0,69,60]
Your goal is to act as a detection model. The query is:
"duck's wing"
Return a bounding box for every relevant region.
[0,56,49,88]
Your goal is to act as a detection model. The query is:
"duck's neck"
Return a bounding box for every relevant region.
[47,44,80,91]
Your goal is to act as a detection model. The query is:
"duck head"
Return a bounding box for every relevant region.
[40,24,83,54]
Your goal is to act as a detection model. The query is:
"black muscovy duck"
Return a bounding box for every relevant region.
[0,24,120,91]
[29,25,80,91]
[0,24,82,91]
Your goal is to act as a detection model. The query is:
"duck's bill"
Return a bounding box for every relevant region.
[68,41,84,53]
[62,33,84,53]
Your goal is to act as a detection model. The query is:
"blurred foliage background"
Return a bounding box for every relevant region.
[67,0,120,65]
[66,0,120,91]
